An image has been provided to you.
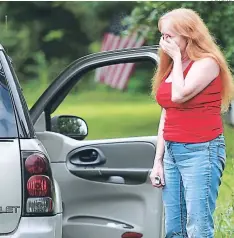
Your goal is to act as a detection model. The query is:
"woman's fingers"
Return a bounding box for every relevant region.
[150,174,165,188]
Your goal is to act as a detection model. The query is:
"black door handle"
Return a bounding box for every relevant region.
[79,150,98,162]
[69,148,106,166]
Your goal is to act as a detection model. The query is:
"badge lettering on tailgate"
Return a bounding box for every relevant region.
[0,206,20,213]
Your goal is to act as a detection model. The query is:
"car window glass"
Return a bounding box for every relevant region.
[0,62,18,138]
[52,60,158,140]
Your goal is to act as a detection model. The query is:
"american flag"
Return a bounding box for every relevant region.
[95,15,146,90]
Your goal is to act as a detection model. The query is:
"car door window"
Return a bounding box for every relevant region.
[52,60,159,140]
[0,62,17,138]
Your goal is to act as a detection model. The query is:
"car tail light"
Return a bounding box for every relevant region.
[25,154,47,174]
[21,151,55,216]
[27,175,51,196]
[122,232,143,238]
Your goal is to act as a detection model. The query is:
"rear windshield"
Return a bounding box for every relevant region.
[0,63,17,138]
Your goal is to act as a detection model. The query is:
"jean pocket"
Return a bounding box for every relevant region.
[218,143,226,170]
[183,142,209,152]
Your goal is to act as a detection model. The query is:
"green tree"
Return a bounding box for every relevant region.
[125,1,234,69]
[0,2,136,83]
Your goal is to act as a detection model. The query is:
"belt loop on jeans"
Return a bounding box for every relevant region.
[166,141,171,149]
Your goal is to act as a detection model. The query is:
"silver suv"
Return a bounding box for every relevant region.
[0,44,164,238]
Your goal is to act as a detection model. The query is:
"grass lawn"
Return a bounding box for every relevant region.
[24,84,234,237]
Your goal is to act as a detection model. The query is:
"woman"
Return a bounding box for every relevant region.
[149,8,234,238]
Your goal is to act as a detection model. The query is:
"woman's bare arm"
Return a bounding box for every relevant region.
[171,57,220,103]
[153,108,166,167]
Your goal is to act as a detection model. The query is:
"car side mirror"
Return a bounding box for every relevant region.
[51,115,88,140]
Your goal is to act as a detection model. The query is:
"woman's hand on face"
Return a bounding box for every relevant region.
[159,36,181,61]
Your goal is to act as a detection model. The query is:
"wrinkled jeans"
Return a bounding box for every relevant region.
[162,134,226,238]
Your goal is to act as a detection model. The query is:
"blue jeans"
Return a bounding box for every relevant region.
[162,134,226,238]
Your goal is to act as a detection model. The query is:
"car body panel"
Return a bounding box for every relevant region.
[0,140,22,234]
[36,131,164,238]
[0,48,23,234]
[0,215,62,238]
[0,45,61,236]
[29,44,164,238]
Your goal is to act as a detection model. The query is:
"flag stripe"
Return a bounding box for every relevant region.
[110,33,138,88]
[107,34,131,87]
[116,35,145,89]
[95,31,145,90]
[104,35,121,84]
[101,33,116,82]
[95,34,109,82]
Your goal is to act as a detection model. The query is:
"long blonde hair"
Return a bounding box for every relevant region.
[152,8,234,112]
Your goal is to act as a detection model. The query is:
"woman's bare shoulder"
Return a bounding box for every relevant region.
[192,57,220,77]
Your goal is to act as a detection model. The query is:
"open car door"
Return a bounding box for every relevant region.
[30,45,164,238]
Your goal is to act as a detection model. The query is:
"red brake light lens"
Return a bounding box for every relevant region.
[27,175,51,197]
[25,154,47,174]
[122,232,143,238]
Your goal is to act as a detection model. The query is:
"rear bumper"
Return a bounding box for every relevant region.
[1,214,62,238]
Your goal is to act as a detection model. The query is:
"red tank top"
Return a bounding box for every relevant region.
[156,61,223,143]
